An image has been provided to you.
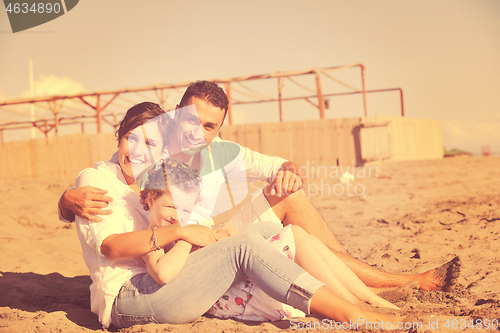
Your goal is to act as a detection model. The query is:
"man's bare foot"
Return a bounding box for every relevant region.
[377,280,420,302]
[418,256,461,291]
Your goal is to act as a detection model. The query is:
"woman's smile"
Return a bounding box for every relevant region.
[119,120,165,185]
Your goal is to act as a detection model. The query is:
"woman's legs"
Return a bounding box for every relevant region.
[113,231,323,326]
[113,228,403,328]
[291,225,399,310]
[310,287,404,329]
[293,226,360,304]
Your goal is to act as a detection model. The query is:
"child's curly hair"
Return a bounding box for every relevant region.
[140,158,202,211]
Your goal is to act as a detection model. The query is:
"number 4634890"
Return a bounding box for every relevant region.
[5,2,61,14]
[443,318,498,330]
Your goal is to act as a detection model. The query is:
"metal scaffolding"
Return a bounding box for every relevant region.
[0,64,404,143]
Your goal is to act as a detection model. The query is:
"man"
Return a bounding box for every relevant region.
[59,80,460,291]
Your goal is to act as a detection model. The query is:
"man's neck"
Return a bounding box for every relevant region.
[167,149,200,170]
[173,151,192,164]
[168,137,204,166]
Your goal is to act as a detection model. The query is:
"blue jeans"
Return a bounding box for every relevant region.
[111,223,324,327]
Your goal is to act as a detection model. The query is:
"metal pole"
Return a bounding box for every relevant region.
[96,95,102,133]
[400,88,405,116]
[314,71,325,119]
[54,111,59,136]
[278,77,283,122]
[360,65,368,117]
[224,82,232,125]
[29,55,35,139]
[159,89,166,110]
[49,100,59,136]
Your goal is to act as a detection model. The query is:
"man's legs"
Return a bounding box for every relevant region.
[263,185,461,291]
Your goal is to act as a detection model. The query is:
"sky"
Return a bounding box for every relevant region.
[1,0,499,154]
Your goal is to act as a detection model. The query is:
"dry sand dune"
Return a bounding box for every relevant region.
[1,156,499,332]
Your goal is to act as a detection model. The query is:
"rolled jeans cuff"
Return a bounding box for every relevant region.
[286,271,325,315]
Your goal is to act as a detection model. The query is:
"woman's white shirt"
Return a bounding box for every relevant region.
[75,161,150,328]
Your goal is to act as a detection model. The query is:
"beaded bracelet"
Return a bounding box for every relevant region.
[149,226,161,252]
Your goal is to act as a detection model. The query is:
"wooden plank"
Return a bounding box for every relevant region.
[0,140,31,178]
[89,133,116,165]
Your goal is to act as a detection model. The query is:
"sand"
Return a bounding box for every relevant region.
[0,156,499,332]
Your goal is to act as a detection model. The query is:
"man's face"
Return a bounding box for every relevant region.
[173,96,225,155]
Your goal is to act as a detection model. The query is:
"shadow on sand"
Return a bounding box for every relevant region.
[0,271,101,330]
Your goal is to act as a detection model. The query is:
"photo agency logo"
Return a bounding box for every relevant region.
[4,0,79,33]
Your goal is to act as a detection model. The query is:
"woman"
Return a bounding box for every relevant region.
[75,102,404,329]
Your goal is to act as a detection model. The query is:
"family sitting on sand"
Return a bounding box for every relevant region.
[58,81,461,329]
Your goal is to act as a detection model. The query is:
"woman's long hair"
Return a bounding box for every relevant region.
[115,102,168,145]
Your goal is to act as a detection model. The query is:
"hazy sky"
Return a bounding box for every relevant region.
[1,0,499,153]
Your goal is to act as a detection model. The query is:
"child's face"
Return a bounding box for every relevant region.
[149,186,199,226]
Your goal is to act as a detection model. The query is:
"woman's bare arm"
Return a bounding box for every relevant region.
[101,224,220,260]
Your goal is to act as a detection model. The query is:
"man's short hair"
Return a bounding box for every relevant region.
[179,81,229,120]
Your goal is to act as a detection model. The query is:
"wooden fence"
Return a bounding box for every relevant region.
[1,133,117,179]
[0,116,443,179]
[360,115,443,162]
[220,118,363,168]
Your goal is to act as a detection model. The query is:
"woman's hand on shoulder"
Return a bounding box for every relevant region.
[178,224,221,247]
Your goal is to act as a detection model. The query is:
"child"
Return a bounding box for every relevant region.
[140,158,399,321]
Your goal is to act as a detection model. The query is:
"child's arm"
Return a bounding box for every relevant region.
[141,240,193,285]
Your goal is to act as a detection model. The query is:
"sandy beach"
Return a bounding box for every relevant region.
[1,156,499,332]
